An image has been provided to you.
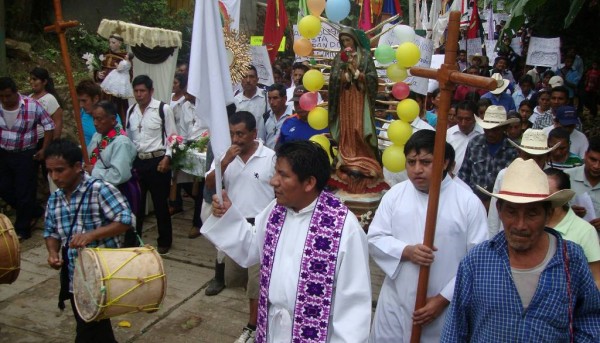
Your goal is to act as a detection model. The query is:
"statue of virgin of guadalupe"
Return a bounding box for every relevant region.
[329,27,386,194]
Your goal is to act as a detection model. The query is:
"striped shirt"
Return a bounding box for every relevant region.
[0,95,55,151]
[44,175,134,291]
[441,229,600,342]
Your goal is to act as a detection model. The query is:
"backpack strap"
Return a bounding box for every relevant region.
[126,104,136,130]
[158,101,166,146]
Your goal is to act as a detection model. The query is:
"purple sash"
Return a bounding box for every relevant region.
[255,191,347,343]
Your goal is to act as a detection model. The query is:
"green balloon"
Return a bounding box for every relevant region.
[375,45,395,64]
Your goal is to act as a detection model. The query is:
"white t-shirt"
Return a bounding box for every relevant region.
[1,107,20,128]
[31,93,59,138]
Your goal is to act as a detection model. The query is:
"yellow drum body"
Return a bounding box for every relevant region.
[73,246,167,322]
[0,214,20,284]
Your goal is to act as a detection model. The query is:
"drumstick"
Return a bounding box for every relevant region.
[78,248,87,281]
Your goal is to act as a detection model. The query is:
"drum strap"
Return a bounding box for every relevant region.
[58,180,97,310]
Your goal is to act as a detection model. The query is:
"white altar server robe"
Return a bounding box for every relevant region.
[368,176,488,343]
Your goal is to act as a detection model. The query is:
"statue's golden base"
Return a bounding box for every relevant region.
[334,190,384,232]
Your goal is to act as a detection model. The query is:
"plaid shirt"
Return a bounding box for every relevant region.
[458,134,518,200]
[44,175,134,291]
[441,229,600,342]
[0,95,54,151]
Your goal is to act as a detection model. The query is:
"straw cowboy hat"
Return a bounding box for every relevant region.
[508,129,560,155]
[468,54,489,66]
[490,73,510,95]
[475,105,520,129]
[477,158,575,208]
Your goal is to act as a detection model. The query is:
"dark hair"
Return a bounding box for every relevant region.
[0,77,18,92]
[458,49,467,54]
[464,91,481,103]
[92,100,118,118]
[404,130,452,163]
[542,70,555,79]
[519,99,534,110]
[456,100,477,114]
[477,98,493,108]
[247,65,258,75]
[544,168,571,190]
[497,198,553,214]
[44,138,83,166]
[174,73,188,89]
[408,91,425,102]
[267,83,286,98]
[507,112,522,123]
[276,140,331,191]
[430,88,441,98]
[446,142,456,170]
[551,86,569,98]
[588,136,600,154]
[132,75,153,90]
[126,52,134,60]
[30,67,63,107]
[518,74,534,86]
[229,111,256,131]
[548,127,570,142]
[273,68,283,77]
[292,62,309,72]
[76,79,102,98]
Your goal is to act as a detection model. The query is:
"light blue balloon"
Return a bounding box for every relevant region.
[325,0,351,23]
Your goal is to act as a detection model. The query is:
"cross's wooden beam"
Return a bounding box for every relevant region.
[44,0,89,164]
[407,11,497,343]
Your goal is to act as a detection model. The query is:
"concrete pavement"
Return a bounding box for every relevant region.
[1,200,385,342]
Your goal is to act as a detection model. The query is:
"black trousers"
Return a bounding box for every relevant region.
[69,295,117,343]
[0,148,38,237]
[133,156,173,248]
[170,181,204,227]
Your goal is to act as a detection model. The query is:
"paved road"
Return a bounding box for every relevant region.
[0,200,384,342]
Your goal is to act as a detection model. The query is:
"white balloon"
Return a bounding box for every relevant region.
[393,25,416,44]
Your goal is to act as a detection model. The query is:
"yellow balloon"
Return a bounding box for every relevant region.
[382,144,406,173]
[307,0,326,16]
[308,107,329,130]
[395,42,421,68]
[397,99,420,123]
[298,15,321,39]
[386,64,408,82]
[309,134,333,164]
[294,38,314,57]
[303,69,325,91]
[386,120,413,146]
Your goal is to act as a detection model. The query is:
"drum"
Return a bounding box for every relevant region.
[73,245,167,322]
[0,213,20,284]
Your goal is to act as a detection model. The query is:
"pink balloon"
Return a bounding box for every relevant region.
[299,91,318,111]
[392,82,410,100]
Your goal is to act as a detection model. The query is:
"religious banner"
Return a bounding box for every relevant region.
[219,0,241,31]
[292,22,340,61]
[484,39,497,66]
[526,37,561,68]
[250,46,275,86]
[466,38,483,58]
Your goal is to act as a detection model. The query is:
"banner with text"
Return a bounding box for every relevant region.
[526,37,561,68]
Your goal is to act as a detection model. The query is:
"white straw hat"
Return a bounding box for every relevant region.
[508,129,560,155]
[475,105,520,129]
[477,158,574,208]
[490,73,510,95]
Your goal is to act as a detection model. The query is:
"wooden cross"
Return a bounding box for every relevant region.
[44,0,89,164]
[407,11,497,343]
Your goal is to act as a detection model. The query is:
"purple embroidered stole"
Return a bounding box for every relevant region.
[255,191,348,343]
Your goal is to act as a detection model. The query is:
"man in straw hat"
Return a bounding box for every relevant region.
[368,130,487,343]
[487,128,560,237]
[458,105,520,210]
[441,158,600,342]
[481,73,517,113]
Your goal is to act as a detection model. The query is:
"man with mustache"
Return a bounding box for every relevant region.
[441,158,600,342]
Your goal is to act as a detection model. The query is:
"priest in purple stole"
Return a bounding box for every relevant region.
[202,140,372,342]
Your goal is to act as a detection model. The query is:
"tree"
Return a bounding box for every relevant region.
[0,0,6,75]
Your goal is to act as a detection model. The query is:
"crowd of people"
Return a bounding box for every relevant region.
[1,29,600,343]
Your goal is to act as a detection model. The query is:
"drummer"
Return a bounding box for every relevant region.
[43,139,134,342]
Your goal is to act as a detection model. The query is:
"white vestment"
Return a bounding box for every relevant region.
[368,176,488,343]
[201,196,372,342]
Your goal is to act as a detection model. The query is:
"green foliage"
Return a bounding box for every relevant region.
[66,26,109,59]
[503,0,588,35]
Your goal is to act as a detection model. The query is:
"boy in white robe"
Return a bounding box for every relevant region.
[368,130,488,343]
[202,140,372,342]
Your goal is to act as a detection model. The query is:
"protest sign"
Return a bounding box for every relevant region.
[526,37,560,68]
[250,46,274,86]
[293,22,340,61]
[466,38,483,58]
[250,36,286,52]
[485,40,498,66]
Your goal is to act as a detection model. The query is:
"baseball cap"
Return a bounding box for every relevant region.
[549,75,564,88]
[555,106,578,126]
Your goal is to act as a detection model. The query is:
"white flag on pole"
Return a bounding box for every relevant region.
[188,0,233,161]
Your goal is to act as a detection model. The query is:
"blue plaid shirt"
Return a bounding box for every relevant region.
[44,175,134,291]
[441,229,600,342]
[458,134,518,200]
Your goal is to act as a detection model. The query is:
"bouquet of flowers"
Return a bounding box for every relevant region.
[168,134,210,170]
[82,52,104,73]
